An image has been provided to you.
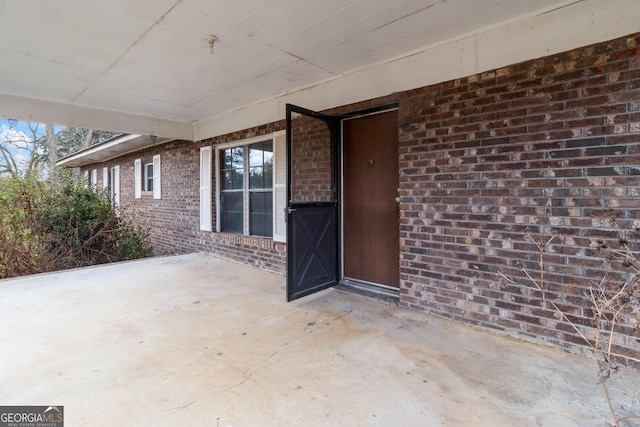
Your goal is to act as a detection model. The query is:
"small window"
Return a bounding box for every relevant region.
[145,163,154,192]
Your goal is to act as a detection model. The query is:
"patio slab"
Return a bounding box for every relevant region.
[0,253,638,426]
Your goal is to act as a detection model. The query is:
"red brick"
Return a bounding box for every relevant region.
[80,31,640,361]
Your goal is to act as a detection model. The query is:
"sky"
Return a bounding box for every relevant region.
[0,121,36,171]
[0,119,62,176]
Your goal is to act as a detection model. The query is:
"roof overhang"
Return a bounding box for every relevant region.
[1,93,192,141]
[56,134,174,168]
[3,0,640,156]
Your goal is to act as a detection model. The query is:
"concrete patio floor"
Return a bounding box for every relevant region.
[1,253,639,426]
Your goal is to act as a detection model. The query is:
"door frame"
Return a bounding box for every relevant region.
[339,104,400,291]
[284,102,399,301]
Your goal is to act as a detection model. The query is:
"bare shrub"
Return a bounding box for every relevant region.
[500,230,640,426]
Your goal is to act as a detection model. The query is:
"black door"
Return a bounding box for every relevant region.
[286,104,340,301]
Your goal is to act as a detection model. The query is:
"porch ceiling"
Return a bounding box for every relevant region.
[0,0,579,139]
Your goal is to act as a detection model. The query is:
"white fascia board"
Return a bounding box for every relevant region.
[476,0,640,73]
[0,93,193,141]
[193,0,640,142]
[56,134,141,168]
[56,134,175,168]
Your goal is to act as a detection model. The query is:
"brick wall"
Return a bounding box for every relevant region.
[82,125,287,275]
[79,31,640,359]
[397,33,640,358]
[291,115,334,203]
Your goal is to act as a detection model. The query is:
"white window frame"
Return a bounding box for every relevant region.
[215,134,284,240]
[90,169,97,187]
[144,163,154,192]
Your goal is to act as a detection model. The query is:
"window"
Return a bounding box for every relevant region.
[220,146,245,234]
[145,163,154,192]
[249,141,274,237]
[219,140,273,237]
[213,132,286,242]
[134,156,161,199]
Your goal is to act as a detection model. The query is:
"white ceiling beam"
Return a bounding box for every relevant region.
[476,0,640,73]
[0,93,193,140]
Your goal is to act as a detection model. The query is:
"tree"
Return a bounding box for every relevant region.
[55,127,120,158]
[0,119,121,178]
[44,124,57,173]
[0,121,46,178]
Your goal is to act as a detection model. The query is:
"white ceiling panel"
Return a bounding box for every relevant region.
[0,0,581,128]
[268,0,385,54]
[25,2,90,62]
[36,63,101,101]
[232,0,310,36]
[214,33,272,69]
[0,2,54,53]
[181,0,227,15]
[0,49,28,94]
[296,0,495,72]
[117,2,209,65]
[209,0,273,28]
[52,2,139,70]
[253,0,356,46]
[75,84,197,122]
[227,45,292,75]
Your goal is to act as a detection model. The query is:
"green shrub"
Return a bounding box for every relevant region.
[0,171,152,278]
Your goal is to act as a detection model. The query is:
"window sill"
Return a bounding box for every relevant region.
[216,231,273,240]
[213,232,283,247]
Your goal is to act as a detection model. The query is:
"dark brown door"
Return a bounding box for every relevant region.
[343,110,399,288]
